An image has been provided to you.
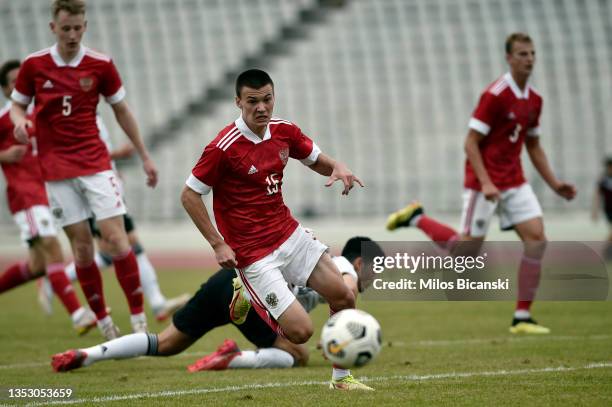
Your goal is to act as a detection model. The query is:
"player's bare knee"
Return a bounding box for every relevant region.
[286,323,313,344]
[71,240,95,265]
[38,237,63,261]
[28,257,46,277]
[101,231,130,256]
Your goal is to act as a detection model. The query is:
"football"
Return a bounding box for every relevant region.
[321,309,382,368]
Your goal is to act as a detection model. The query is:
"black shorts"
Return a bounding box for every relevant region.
[172,268,278,349]
[88,213,136,237]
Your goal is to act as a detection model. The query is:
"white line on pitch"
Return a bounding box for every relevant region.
[1,334,610,370]
[22,361,612,406]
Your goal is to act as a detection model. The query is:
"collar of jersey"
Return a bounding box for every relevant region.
[235,115,271,144]
[504,72,530,100]
[50,43,86,68]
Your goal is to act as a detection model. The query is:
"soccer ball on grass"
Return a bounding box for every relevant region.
[320,309,382,368]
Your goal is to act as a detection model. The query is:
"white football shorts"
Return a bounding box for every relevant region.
[13,205,57,244]
[237,225,328,320]
[46,170,127,227]
[459,183,543,238]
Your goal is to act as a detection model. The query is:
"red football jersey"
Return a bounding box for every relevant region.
[0,102,48,214]
[187,116,321,268]
[465,72,543,191]
[11,44,125,181]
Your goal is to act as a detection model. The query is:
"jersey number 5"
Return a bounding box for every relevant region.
[266,173,279,195]
[62,95,72,116]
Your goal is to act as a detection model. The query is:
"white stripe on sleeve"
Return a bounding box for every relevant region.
[300,142,321,166]
[11,89,32,105]
[185,174,212,195]
[105,86,126,104]
[468,118,491,136]
[527,126,541,137]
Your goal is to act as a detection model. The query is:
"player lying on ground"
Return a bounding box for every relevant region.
[50,237,381,374]
[181,69,370,390]
[386,33,576,335]
[187,236,383,371]
[0,59,97,335]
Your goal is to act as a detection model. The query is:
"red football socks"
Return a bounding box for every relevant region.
[113,250,144,315]
[417,215,460,250]
[516,256,542,311]
[75,261,108,319]
[47,263,81,314]
[0,262,32,293]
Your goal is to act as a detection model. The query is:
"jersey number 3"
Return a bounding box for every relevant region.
[266,173,279,195]
[509,123,522,143]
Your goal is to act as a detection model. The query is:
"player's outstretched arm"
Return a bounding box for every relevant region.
[308,153,364,195]
[9,102,31,145]
[525,137,576,200]
[180,186,237,268]
[111,100,158,188]
[464,130,499,201]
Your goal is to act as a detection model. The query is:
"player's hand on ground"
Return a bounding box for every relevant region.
[143,158,158,188]
[213,242,237,269]
[1,145,27,163]
[482,182,500,201]
[13,119,33,144]
[554,182,576,200]
[325,162,364,195]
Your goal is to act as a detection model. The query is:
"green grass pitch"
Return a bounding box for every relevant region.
[0,268,611,406]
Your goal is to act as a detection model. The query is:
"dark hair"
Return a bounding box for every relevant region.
[605,156,612,167]
[52,0,86,18]
[505,32,533,54]
[0,60,20,88]
[342,236,384,293]
[341,236,383,263]
[235,69,274,97]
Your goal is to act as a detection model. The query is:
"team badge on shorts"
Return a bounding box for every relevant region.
[52,208,63,219]
[476,219,486,229]
[279,148,289,165]
[79,77,94,91]
[265,292,279,308]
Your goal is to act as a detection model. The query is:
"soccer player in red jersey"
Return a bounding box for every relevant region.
[181,69,371,390]
[0,59,96,335]
[387,33,576,334]
[10,0,158,339]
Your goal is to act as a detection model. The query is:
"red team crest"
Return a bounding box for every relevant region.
[79,76,94,91]
[279,147,289,165]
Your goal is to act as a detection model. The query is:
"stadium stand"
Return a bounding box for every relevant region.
[1,0,611,224]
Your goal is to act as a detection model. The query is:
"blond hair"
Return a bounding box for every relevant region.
[51,0,86,18]
[505,32,532,54]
